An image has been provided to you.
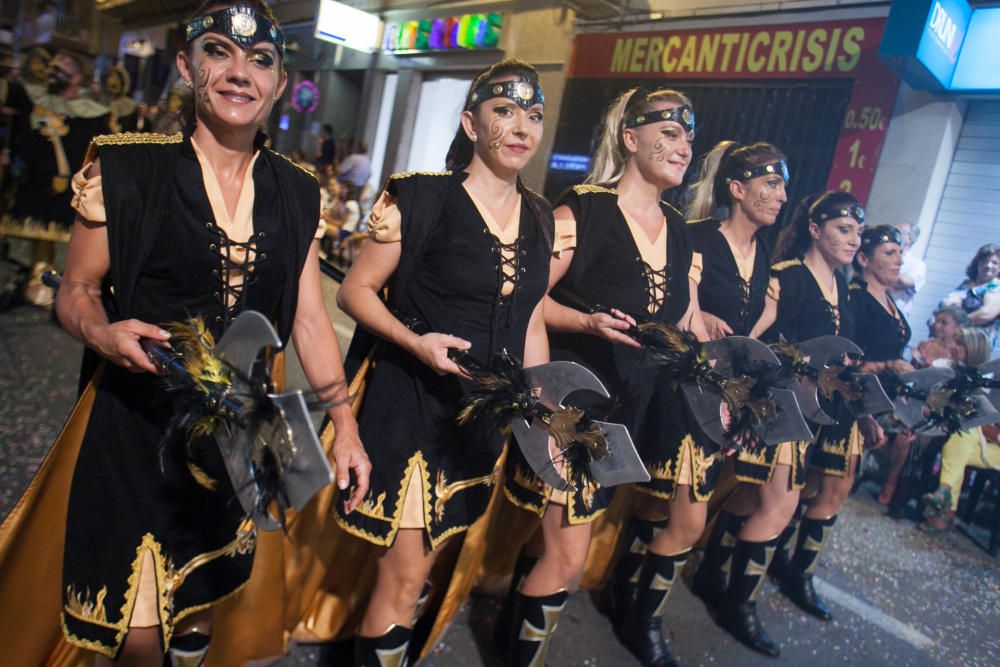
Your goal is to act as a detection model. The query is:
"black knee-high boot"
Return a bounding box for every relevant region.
[768,502,805,580]
[780,514,836,620]
[507,589,569,667]
[494,551,540,649]
[715,537,781,657]
[693,511,748,608]
[618,550,688,667]
[165,632,209,667]
[355,625,413,667]
[599,517,665,625]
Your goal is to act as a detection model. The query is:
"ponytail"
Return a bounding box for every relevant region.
[685,140,737,220]
[687,141,787,222]
[585,87,692,187]
[772,190,861,262]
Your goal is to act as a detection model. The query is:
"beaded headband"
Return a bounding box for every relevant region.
[732,160,790,184]
[468,78,544,110]
[860,225,902,251]
[811,201,865,225]
[624,104,695,133]
[186,6,285,54]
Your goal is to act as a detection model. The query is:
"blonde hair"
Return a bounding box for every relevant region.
[586,87,692,186]
[686,140,736,220]
[960,328,992,366]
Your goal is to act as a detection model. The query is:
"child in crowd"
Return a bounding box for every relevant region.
[911,305,969,367]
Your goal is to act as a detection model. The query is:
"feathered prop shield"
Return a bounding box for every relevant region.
[884,362,1000,435]
[452,348,645,492]
[771,336,893,423]
[153,311,334,531]
[549,286,803,447]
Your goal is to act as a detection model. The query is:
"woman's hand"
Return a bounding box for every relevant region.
[586,308,641,348]
[91,318,170,374]
[409,332,473,378]
[331,423,371,515]
[859,415,887,449]
[701,312,734,340]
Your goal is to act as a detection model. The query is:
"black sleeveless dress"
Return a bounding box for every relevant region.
[334,172,552,548]
[688,219,788,487]
[849,277,911,434]
[61,131,319,656]
[762,259,858,479]
[504,184,711,514]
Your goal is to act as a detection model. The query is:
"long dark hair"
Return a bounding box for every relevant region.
[773,190,861,262]
[686,140,786,220]
[446,59,551,248]
[445,58,540,171]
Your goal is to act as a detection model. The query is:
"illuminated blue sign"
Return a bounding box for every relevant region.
[950,8,1000,91]
[881,0,999,93]
[915,0,971,87]
[549,153,590,172]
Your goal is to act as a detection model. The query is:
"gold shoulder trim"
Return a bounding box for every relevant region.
[86,131,183,164]
[389,170,452,181]
[572,183,617,195]
[849,282,864,290]
[266,148,319,182]
[686,216,712,225]
[92,131,183,147]
[660,200,684,219]
[771,259,803,272]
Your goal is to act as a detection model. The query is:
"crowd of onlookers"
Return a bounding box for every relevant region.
[288,123,375,263]
[872,233,999,552]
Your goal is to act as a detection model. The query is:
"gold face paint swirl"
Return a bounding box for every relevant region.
[196,66,211,104]
[751,186,772,214]
[488,118,504,151]
[648,134,667,162]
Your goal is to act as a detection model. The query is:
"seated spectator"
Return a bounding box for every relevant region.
[911,305,969,368]
[941,244,1000,347]
[338,139,371,191]
[917,328,998,533]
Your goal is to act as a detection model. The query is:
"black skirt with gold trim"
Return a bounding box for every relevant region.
[502,449,612,524]
[62,365,255,658]
[333,343,506,549]
[734,440,811,489]
[809,418,861,477]
[633,386,722,502]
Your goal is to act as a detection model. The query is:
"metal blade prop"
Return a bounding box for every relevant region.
[680,337,813,447]
[771,336,891,422]
[151,311,333,531]
[451,348,643,492]
[549,285,805,447]
[509,361,648,490]
[884,362,1000,435]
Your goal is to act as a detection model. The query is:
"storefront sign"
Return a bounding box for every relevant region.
[881,0,1000,93]
[383,13,502,53]
[566,17,899,204]
[880,0,971,90]
[314,0,383,53]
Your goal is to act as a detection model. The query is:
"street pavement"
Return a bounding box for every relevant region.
[1,279,997,666]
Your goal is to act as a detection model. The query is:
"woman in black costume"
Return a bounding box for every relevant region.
[503,87,710,667]
[682,140,798,657]
[749,190,874,629]
[54,2,369,664]
[334,59,552,664]
[849,226,914,511]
